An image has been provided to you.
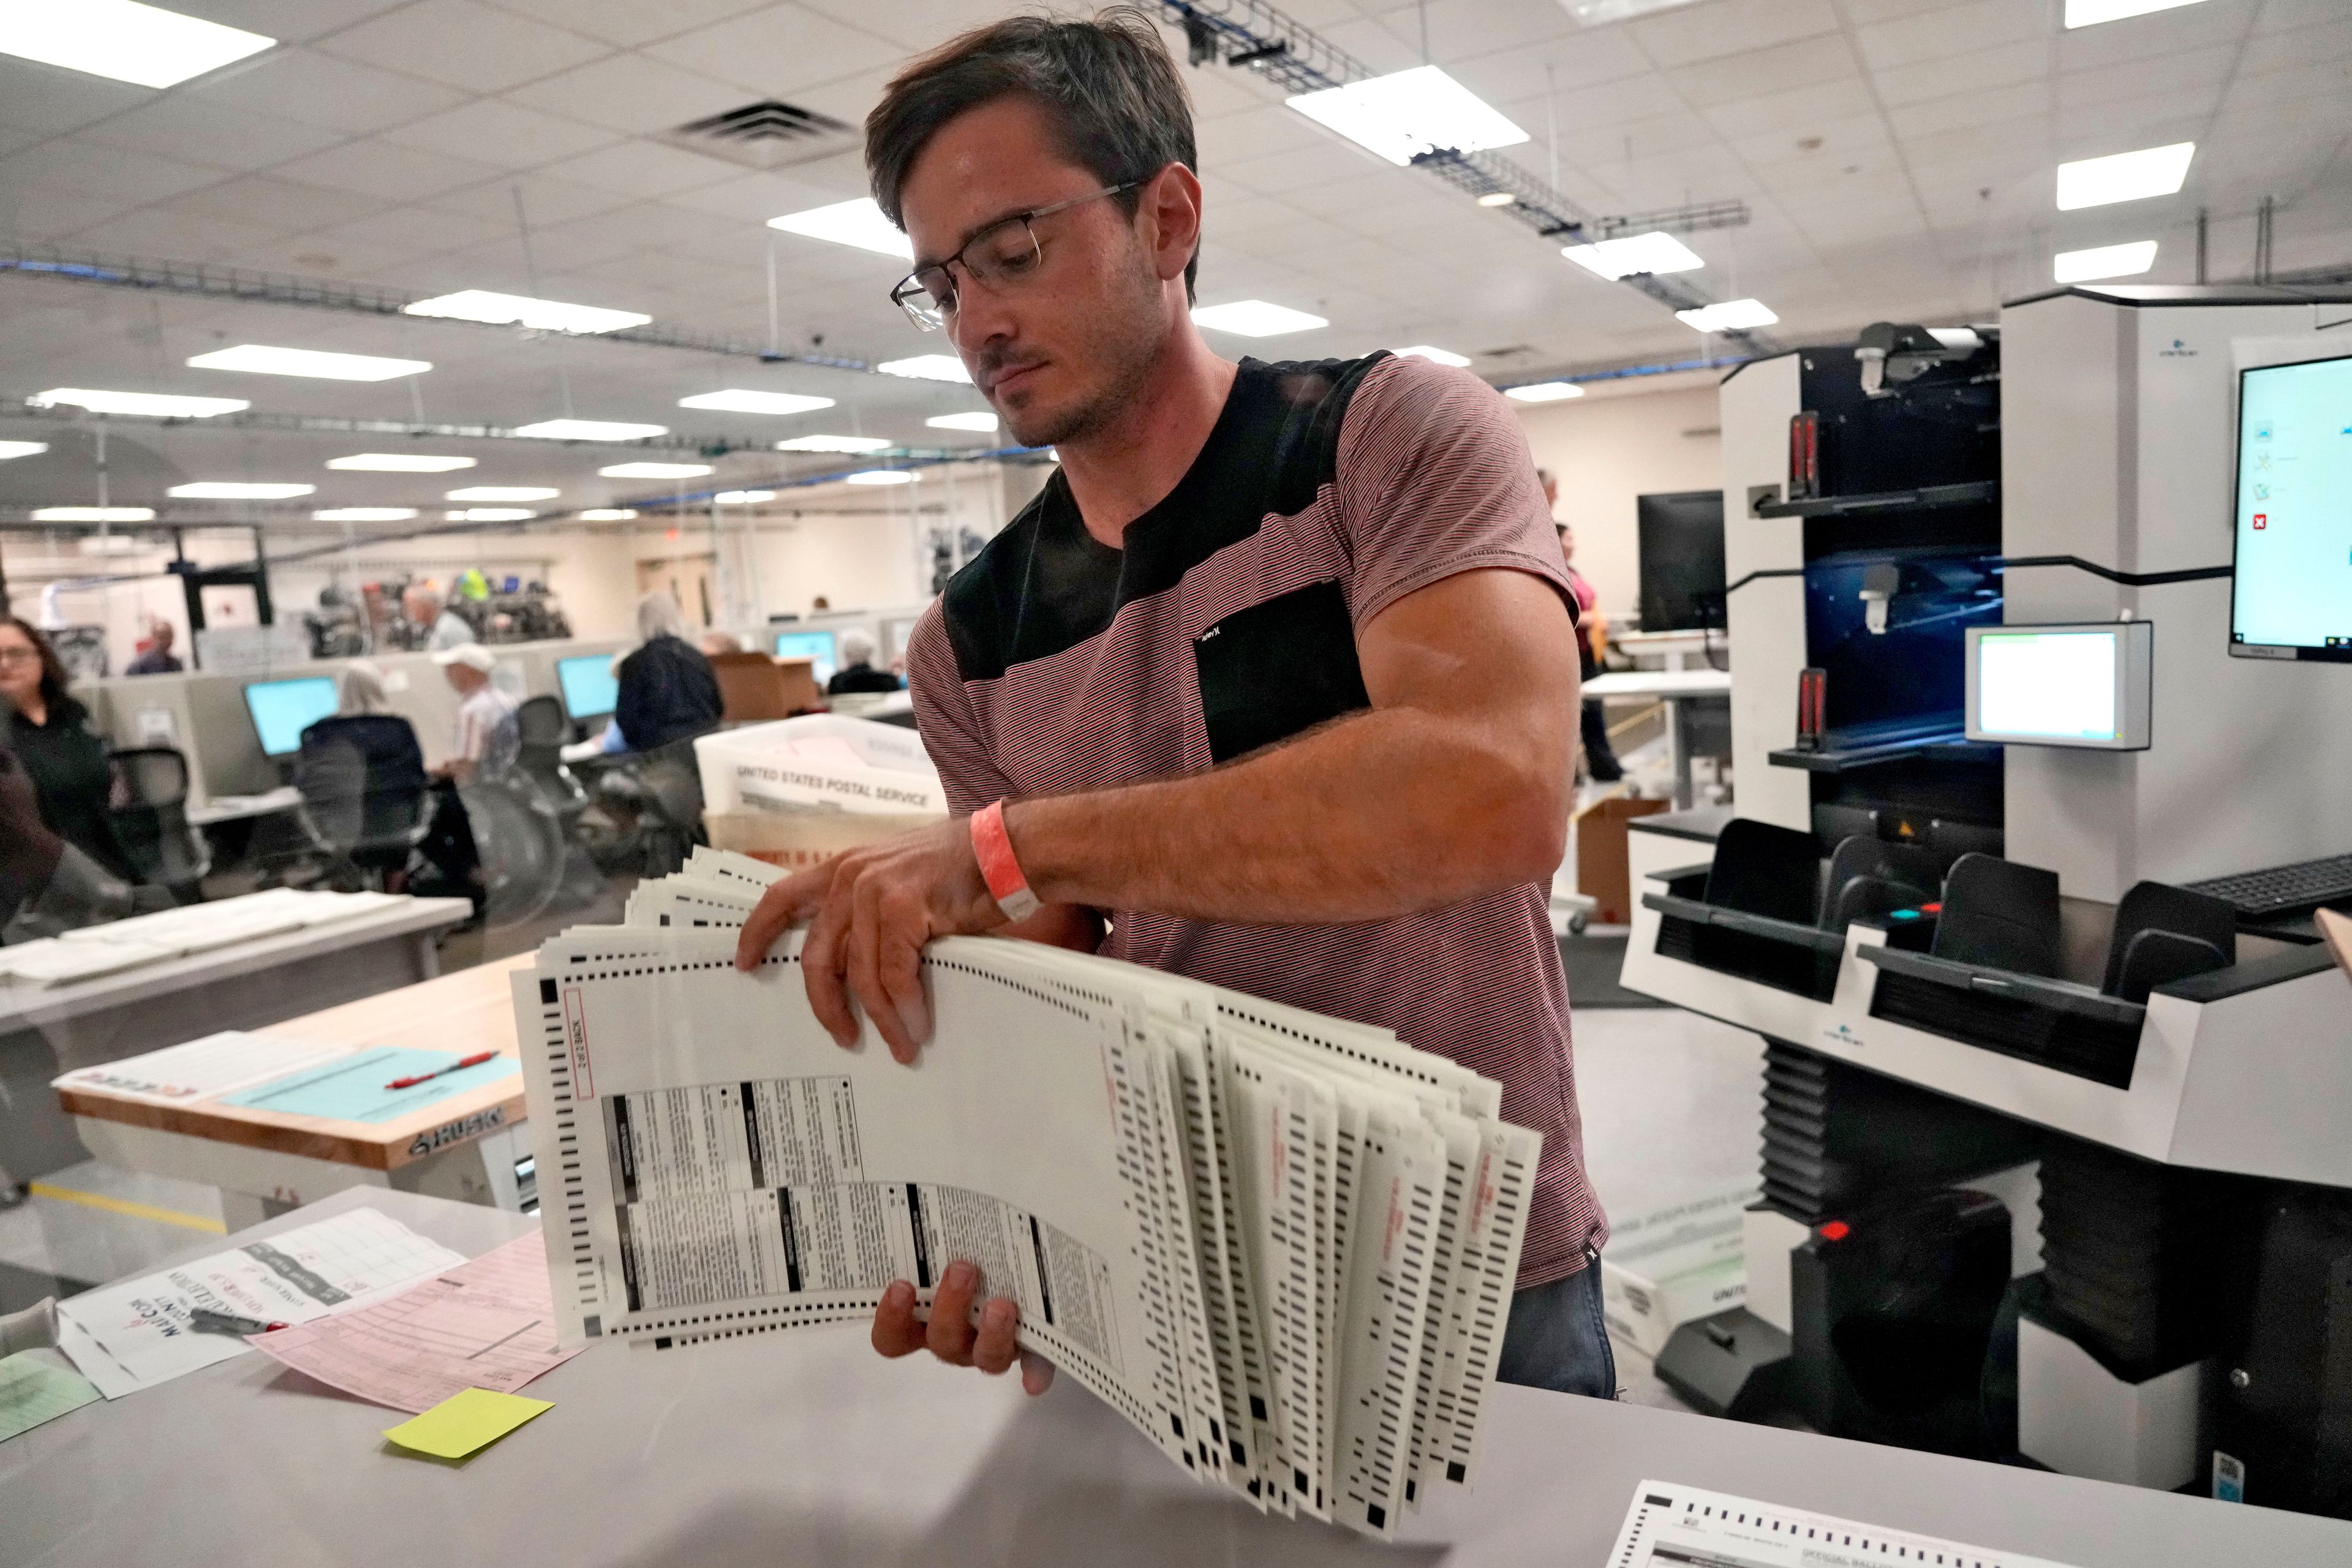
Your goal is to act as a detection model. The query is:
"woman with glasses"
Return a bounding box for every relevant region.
[0,616,137,884]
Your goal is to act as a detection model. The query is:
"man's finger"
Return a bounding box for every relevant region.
[926,1260,979,1365]
[872,1280,924,1359]
[876,892,932,1052]
[733,864,827,970]
[845,873,910,1062]
[970,1296,1019,1376]
[799,870,861,1048]
[1019,1349,1056,1396]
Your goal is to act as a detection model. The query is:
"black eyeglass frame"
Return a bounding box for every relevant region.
[887,179,1144,331]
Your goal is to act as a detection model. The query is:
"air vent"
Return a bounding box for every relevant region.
[657,100,858,172]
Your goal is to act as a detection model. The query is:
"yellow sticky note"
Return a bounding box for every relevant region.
[382,1388,552,1460]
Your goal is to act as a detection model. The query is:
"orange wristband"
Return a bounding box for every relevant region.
[971,799,1039,922]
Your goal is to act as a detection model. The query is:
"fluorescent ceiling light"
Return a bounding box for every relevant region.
[0,441,47,461]
[185,344,430,382]
[1561,230,1704,280]
[167,481,314,499]
[580,508,638,521]
[1191,300,1329,337]
[2054,239,2160,283]
[446,508,533,522]
[327,453,475,472]
[1392,345,1471,367]
[1504,382,1584,402]
[1287,66,1528,168]
[847,470,917,486]
[32,506,155,522]
[510,418,668,442]
[314,507,418,522]
[778,434,892,453]
[766,197,913,261]
[30,387,248,418]
[926,412,1000,432]
[2056,142,2195,210]
[2066,0,2204,25]
[599,461,712,479]
[876,355,972,383]
[1569,0,1702,23]
[677,390,836,417]
[448,486,558,502]
[0,0,273,89]
[403,290,649,335]
[1477,192,1515,208]
[1676,298,1779,332]
[713,490,775,504]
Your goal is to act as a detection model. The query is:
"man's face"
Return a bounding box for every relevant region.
[442,663,479,695]
[1557,524,1576,565]
[899,96,1177,449]
[405,591,432,620]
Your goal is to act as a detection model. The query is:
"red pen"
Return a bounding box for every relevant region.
[386,1052,497,1090]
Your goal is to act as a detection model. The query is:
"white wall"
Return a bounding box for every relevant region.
[1510,380,1725,623]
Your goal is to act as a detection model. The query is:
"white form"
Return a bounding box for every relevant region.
[1607,1482,2082,1568]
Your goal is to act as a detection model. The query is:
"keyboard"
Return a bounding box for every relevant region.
[2185,853,2352,919]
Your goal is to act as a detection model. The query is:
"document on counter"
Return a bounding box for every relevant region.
[0,1353,101,1442]
[247,1230,580,1413]
[52,1030,350,1107]
[511,851,1541,1542]
[1607,1482,2082,1568]
[55,1207,466,1398]
[220,1046,519,1123]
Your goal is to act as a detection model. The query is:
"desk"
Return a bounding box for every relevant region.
[1613,628,1725,672]
[0,897,470,1183]
[4,1188,2342,1567]
[56,954,531,1228]
[1583,669,1733,810]
[186,785,306,827]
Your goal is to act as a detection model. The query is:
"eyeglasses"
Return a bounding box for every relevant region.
[0,647,40,666]
[889,181,1141,331]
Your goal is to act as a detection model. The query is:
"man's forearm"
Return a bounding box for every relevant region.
[1006,702,1569,925]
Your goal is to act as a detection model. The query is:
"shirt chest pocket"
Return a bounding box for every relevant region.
[1193,578,1371,764]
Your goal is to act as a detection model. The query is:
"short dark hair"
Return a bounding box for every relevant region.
[866,7,1199,298]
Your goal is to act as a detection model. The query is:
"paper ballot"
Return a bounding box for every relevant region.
[1606,1482,2083,1568]
[514,852,1541,1540]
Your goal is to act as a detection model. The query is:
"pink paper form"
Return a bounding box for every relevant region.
[248,1230,581,1414]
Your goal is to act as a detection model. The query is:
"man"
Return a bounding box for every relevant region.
[429,644,518,785]
[1541,470,1624,785]
[826,628,903,696]
[124,619,181,676]
[735,12,1607,1401]
[404,585,473,653]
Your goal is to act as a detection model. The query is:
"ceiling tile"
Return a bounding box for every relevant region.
[380,100,620,168]
[2237,17,2352,76]
[2056,0,2249,71]
[0,142,233,205]
[502,54,739,135]
[423,175,636,229]
[0,59,156,137]
[187,47,472,135]
[1700,77,1879,141]
[1889,77,2051,141]
[486,0,772,49]
[164,173,386,232]
[1669,34,1863,108]
[643,5,903,97]
[273,136,508,202]
[792,0,993,53]
[2058,47,2233,113]
[59,206,290,265]
[1626,0,1840,70]
[662,170,861,224]
[75,97,351,172]
[0,188,143,242]
[535,140,744,198]
[1858,0,2046,72]
[181,0,413,41]
[1733,114,1898,175]
[317,0,610,94]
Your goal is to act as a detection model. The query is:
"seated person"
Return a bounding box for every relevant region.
[430,644,519,784]
[611,592,724,752]
[404,584,475,653]
[0,747,136,944]
[124,619,183,676]
[0,616,137,883]
[826,628,904,696]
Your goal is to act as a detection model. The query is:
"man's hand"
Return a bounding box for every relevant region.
[731,817,1008,1060]
[871,1261,1055,1396]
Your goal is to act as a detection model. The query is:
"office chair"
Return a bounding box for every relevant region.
[2101,881,2236,1003]
[105,747,209,904]
[514,695,587,824]
[1703,818,1820,925]
[456,769,567,929]
[1931,854,2062,977]
[1820,835,1945,933]
[292,716,434,890]
[592,736,707,876]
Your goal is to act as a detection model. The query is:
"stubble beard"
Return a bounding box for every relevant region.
[1001,249,1171,451]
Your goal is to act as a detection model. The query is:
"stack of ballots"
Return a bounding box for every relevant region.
[515,849,1541,1539]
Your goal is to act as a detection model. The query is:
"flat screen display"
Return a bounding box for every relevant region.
[2231,352,2352,662]
[243,676,341,758]
[774,630,837,685]
[1965,622,2150,750]
[557,654,620,720]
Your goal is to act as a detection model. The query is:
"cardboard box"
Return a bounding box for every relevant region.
[705,809,943,873]
[695,714,947,818]
[1574,792,1668,925]
[1597,1185,1755,1357]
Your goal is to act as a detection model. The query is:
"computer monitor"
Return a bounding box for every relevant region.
[1964,621,2152,750]
[2231,351,2352,663]
[774,630,837,685]
[242,676,341,758]
[1635,489,1727,632]
[556,654,620,722]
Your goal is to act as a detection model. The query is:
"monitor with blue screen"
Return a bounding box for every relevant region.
[243,676,341,758]
[774,630,837,685]
[2231,351,2352,663]
[557,654,621,721]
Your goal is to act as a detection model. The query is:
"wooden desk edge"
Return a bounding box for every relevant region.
[59,1079,529,1171]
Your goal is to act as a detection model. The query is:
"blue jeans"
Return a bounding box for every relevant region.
[1494,1250,1618,1399]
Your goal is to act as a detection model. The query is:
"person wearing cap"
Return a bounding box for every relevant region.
[429,644,518,784]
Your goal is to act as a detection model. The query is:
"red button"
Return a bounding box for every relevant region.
[1819,1220,1851,1242]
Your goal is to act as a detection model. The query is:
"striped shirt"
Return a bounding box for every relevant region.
[907,352,1602,1287]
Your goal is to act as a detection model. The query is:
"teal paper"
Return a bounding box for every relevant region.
[221,1047,518,1124]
